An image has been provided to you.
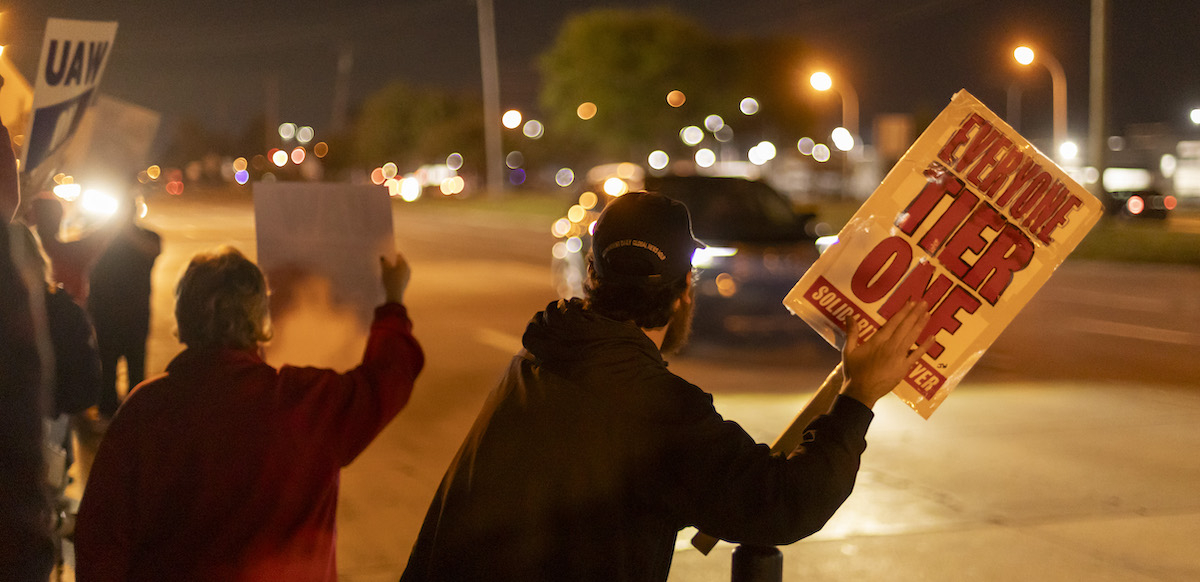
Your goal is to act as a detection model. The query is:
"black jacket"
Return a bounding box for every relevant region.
[401,299,873,582]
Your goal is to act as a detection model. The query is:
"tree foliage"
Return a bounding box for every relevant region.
[539,9,729,163]
[351,81,483,174]
[538,8,816,168]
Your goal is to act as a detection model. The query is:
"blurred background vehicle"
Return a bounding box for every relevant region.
[552,168,827,338]
[1103,190,1177,220]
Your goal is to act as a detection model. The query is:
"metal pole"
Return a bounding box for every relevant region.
[1041,52,1067,157]
[476,0,504,195]
[1088,0,1110,196]
[731,544,783,582]
[1007,83,1022,132]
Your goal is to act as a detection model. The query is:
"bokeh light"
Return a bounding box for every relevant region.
[232,157,247,172]
[567,204,586,223]
[552,218,571,237]
[695,148,716,168]
[53,184,81,202]
[578,191,598,210]
[440,176,465,196]
[666,90,686,107]
[271,150,288,167]
[555,168,575,187]
[235,170,250,185]
[566,236,583,253]
[797,137,815,155]
[648,150,669,170]
[147,165,161,180]
[371,167,385,185]
[523,120,545,139]
[506,151,524,169]
[278,122,297,140]
[382,162,398,179]
[748,141,777,165]
[704,114,725,132]
[291,147,306,164]
[714,126,734,142]
[296,126,314,144]
[510,168,526,185]
[603,177,628,196]
[831,127,854,152]
[577,102,597,120]
[400,177,422,202]
[812,143,832,162]
[680,126,704,146]
[1060,141,1079,160]
[502,109,522,129]
[447,152,464,170]
[552,242,568,259]
[314,142,329,158]
[740,97,759,115]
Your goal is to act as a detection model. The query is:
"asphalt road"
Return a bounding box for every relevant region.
[125,192,1200,581]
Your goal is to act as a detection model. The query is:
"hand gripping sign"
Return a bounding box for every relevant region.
[691,89,1103,555]
[785,89,1103,418]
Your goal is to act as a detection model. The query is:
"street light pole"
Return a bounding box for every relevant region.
[1014,46,1067,156]
[476,0,504,195]
[809,72,859,144]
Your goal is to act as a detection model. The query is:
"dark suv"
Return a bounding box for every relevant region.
[552,174,821,336]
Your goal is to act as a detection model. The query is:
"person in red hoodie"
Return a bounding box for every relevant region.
[75,245,424,581]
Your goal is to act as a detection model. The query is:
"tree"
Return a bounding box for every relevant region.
[538,8,729,163]
[537,9,817,169]
[351,81,484,176]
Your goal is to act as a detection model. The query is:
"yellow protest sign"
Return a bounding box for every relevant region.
[783,90,1103,418]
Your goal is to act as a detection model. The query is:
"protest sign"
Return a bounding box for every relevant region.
[254,182,395,371]
[21,18,118,183]
[783,90,1103,418]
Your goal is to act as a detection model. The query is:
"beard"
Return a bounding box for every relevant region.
[659,289,695,355]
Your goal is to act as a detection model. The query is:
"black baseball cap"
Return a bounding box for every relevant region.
[592,191,705,282]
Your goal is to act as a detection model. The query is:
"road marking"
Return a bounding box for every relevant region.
[1070,317,1200,346]
[474,327,523,354]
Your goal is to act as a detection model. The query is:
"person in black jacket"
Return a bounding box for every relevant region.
[401,191,933,582]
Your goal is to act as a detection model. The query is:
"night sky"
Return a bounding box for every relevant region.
[5,0,1200,146]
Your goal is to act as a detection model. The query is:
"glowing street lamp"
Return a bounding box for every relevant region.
[1014,45,1067,156]
[809,71,858,148]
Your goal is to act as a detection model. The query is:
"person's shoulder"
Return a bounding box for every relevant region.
[622,367,716,423]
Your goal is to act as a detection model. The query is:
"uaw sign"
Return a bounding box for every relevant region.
[783,90,1103,418]
[21,18,118,176]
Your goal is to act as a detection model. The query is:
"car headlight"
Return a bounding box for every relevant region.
[691,246,737,269]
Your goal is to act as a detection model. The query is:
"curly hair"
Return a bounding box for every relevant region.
[174,246,272,349]
[583,252,691,329]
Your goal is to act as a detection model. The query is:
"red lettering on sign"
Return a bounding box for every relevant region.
[918,186,979,254]
[976,147,1026,199]
[878,261,953,322]
[1036,194,1083,244]
[905,359,946,399]
[938,113,986,166]
[806,277,881,344]
[1021,180,1068,237]
[962,223,1034,304]
[921,286,981,359]
[898,166,961,236]
[1011,173,1052,219]
[994,158,1042,208]
[954,126,1002,174]
[937,201,1005,279]
[965,135,1014,188]
[851,236,912,303]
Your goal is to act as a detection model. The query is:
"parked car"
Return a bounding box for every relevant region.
[552,173,823,337]
[1104,190,1177,220]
